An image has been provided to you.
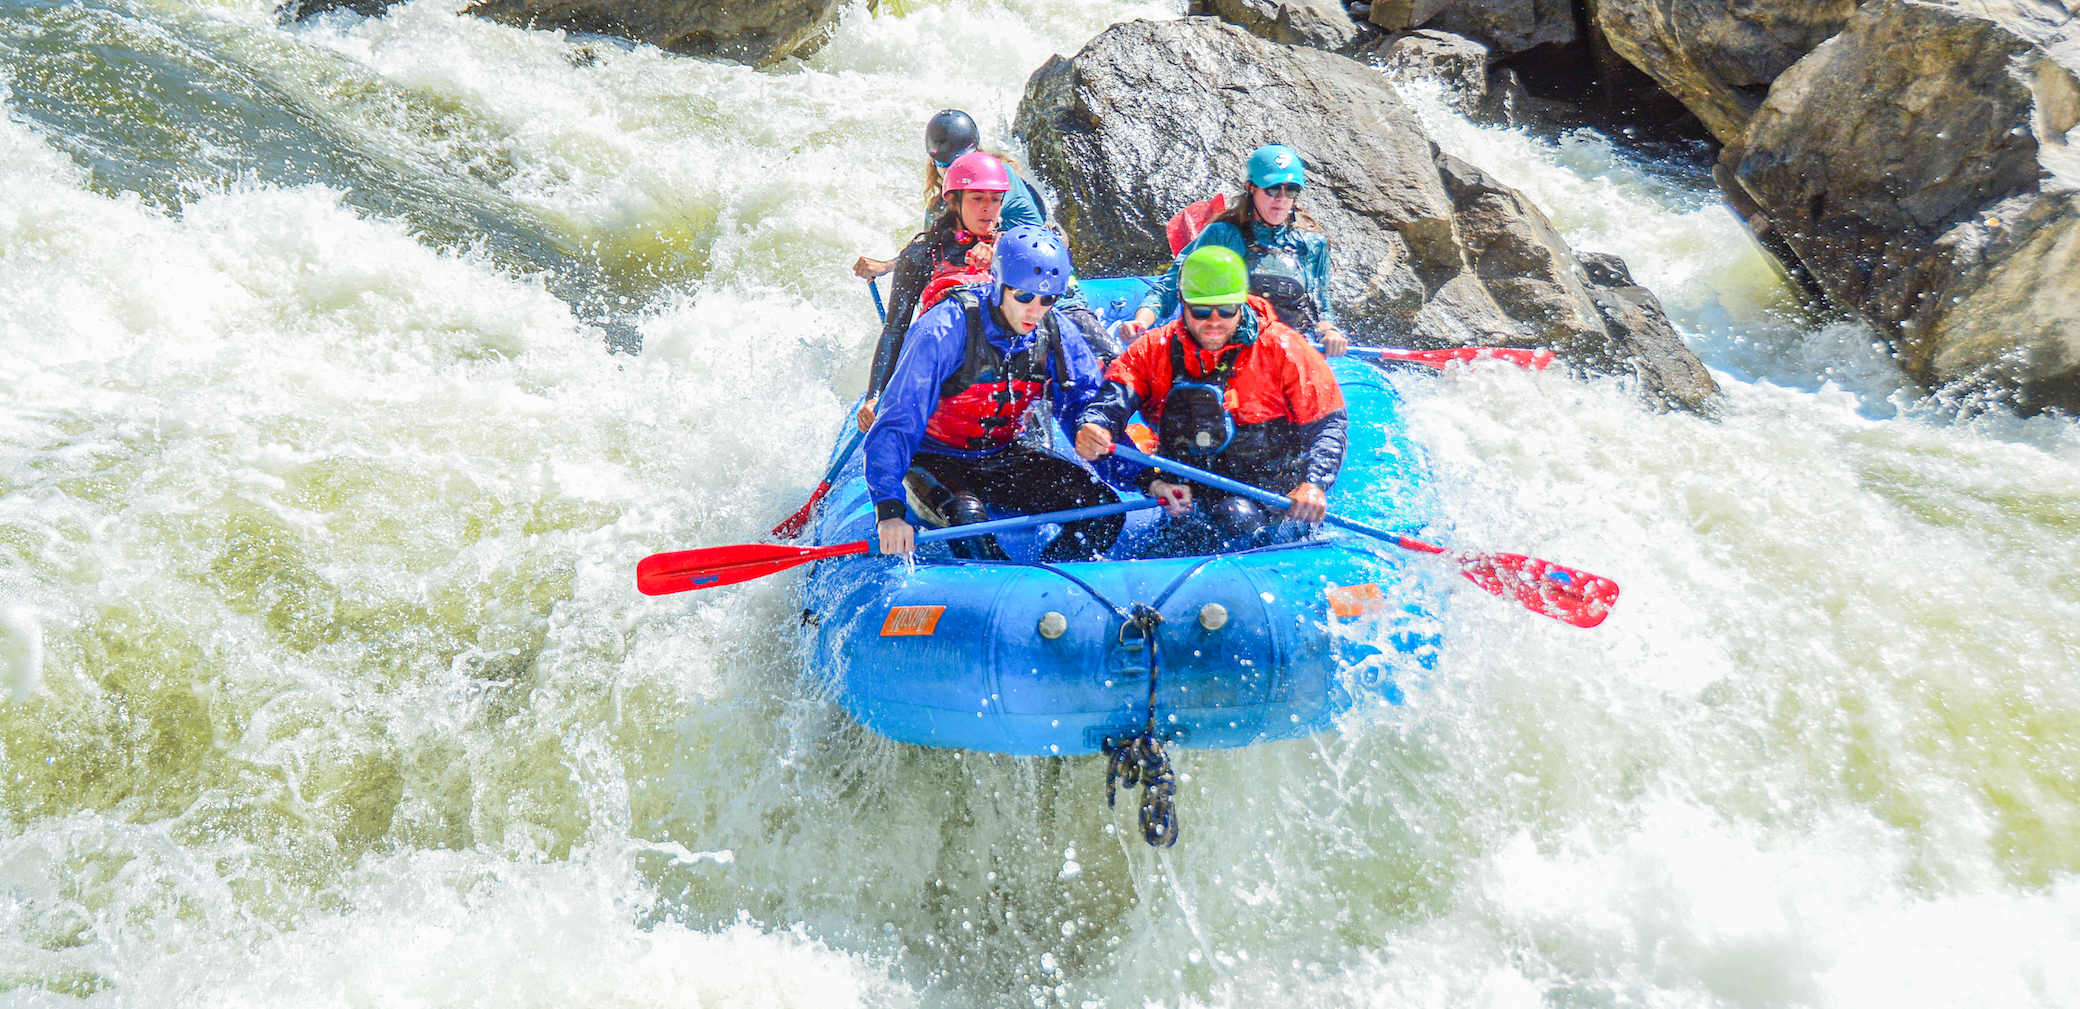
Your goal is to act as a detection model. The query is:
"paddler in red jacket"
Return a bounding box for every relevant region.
[1075,246,1347,553]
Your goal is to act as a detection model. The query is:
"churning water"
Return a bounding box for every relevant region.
[2,0,2077,1005]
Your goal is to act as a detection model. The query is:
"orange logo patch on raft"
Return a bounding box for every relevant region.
[881,605,947,637]
[1325,583,1386,618]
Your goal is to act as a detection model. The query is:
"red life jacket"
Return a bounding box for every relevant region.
[918,230,994,314]
[923,288,1063,452]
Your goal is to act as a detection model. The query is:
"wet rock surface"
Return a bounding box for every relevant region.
[1202,0,1361,51]
[1015,17,1719,410]
[460,0,848,63]
[1372,28,1492,108]
[1370,0,1575,54]
[1586,0,1858,144]
[1730,0,2080,410]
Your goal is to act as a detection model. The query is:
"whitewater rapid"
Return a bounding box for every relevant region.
[2,0,2078,1005]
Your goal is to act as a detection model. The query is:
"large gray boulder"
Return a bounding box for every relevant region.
[1586,0,1858,143]
[461,0,847,63]
[1371,0,1575,55]
[1203,0,1360,51]
[1015,17,1719,410]
[1731,0,2080,410]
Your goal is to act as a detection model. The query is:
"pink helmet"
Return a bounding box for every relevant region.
[941,151,1011,196]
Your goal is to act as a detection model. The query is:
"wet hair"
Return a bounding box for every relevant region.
[1209,180,1322,243]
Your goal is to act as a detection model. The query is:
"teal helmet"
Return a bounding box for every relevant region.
[1246,144,1306,189]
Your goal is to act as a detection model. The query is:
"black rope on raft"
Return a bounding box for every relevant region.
[1104,603,1179,847]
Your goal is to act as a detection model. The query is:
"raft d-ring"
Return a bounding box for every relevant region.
[1117,620,1142,647]
[1198,603,1228,631]
[1038,611,1068,639]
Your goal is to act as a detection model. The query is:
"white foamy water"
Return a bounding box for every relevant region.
[2,1,2078,1006]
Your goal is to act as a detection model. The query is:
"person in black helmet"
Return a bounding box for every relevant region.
[850,110,1121,431]
[852,110,1047,281]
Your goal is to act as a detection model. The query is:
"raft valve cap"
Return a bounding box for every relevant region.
[1038,612,1068,639]
[1199,603,1228,631]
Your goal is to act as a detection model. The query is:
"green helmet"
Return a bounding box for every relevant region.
[1247,144,1306,189]
[1178,246,1250,305]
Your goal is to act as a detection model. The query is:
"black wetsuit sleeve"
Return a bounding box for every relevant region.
[1077,380,1163,490]
[1077,379,1142,440]
[1301,408,1349,494]
[868,239,936,398]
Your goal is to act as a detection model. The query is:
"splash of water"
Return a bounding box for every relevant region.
[3,0,2078,1006]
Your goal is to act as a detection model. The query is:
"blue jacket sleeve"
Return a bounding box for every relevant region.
[1138,222,1248,321]
[865,302,968,517]
[1306,232,1337,325]
[1002,173,1046,230]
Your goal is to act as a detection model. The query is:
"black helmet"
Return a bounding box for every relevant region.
[925,110,980,167]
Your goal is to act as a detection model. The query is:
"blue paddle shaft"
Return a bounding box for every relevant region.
[817,425,867,489]
[1109,444,1403,543]
[1312,341,1386,359]
[878,496,1162,549]
[869,277,887,324]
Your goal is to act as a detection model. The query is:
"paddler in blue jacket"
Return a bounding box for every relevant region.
[1123,144,1349,357]
[867,225,1122,561]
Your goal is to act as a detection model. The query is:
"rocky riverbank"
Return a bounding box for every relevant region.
[1203,0,2080,413]
[1015,18,1719,412]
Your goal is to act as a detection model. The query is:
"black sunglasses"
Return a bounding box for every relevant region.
[1260,183,1302,198]
[1187,304,1243,320]
[1008,288,1060,306]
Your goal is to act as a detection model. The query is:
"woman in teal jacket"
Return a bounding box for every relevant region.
[1124,144,1348,356]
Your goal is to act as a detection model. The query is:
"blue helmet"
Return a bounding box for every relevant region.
[1247,144,1306,189]
[990,225,1073,303]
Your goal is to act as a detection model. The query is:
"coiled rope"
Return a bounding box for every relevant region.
[1105,603,1178,846]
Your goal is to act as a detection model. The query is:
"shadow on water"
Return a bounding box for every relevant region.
[0,0,646,352]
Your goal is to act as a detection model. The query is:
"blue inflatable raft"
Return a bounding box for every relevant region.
[798,278,1447,756]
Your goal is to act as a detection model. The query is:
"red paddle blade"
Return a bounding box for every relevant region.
[1387,347,1555,370]
[1455,551,1620,628]
[636,541,868,596]
[769,481,832,539]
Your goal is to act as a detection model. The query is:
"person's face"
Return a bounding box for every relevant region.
[957,189,1005,233]
[998,283,1054,333]
[1251,183,1299,226]
[1182,302,1242,349]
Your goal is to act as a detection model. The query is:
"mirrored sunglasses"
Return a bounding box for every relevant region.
[1187,304,1243,320]
[1262,183,1302,198]
[1009,289,1060,306]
